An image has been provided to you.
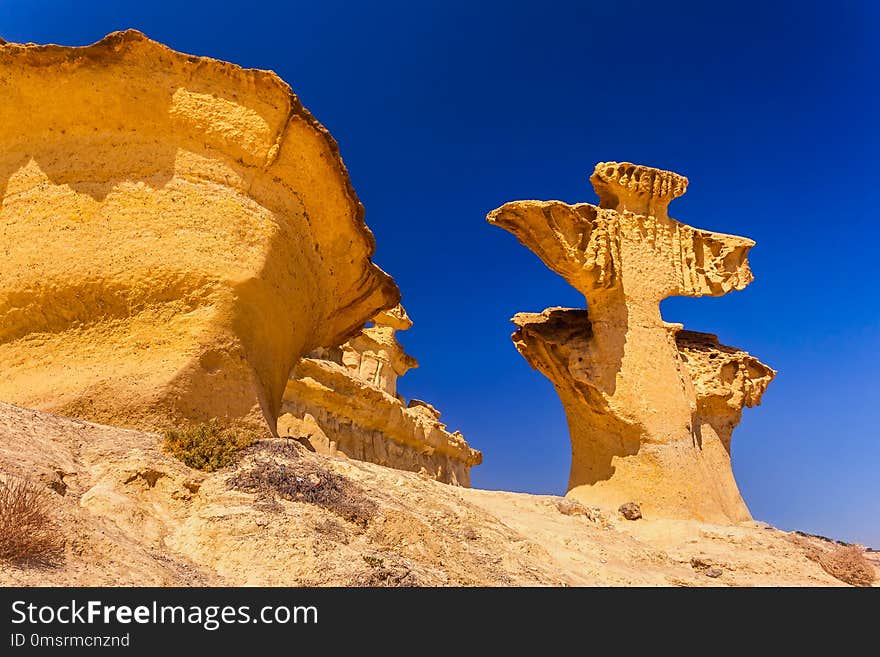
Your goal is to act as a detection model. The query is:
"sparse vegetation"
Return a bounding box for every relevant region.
[789,534,876,587]
[314,519,349,544]
[815,545,876,587]
[351,552,419,587]
[246,439,301,460]
[0,476,65,568]
[227,452,376,527]
[163,420,257,472]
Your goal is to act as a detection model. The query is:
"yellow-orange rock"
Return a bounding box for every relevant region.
[0,401,859,587]
[677,330,775,519]
[337,303,418,397]
[0,31,399,432]
[489,162,775,522]
[279,305,482,485]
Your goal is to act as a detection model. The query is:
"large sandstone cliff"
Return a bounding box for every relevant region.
[0,30,399,433]
[489,162,775,523]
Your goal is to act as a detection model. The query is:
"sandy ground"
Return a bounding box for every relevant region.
[0,402,873,587]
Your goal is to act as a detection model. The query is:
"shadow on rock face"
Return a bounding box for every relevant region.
[0,31,399,434]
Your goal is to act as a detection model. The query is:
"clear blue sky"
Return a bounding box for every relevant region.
[3,1,878,545]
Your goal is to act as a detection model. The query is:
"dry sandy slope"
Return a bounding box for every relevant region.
[0,402,871,587]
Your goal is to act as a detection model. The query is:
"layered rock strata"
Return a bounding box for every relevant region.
[490,162,775,522]
[0,31,398,432]
[279,305,482,485]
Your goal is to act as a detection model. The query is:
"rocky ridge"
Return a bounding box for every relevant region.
[0,402,870,587]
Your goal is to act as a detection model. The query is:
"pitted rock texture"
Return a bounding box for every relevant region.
[490,162,774,523]
[677,330,776,451]
[0,31,399,433]
[279,305,481,485]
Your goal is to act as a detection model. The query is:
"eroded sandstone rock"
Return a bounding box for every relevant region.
[490,162,775,522]
[279,305,482,485]
[0,31,399,432]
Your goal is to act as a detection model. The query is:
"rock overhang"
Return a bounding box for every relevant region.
[0,30,400,432]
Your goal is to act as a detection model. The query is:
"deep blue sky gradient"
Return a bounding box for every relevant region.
[3,1,878,544]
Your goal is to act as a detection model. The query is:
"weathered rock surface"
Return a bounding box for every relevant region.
[0,31,398,433]
[1,402,867,587]
[279,305,482,485]
[490,162,775,523]
[677,330,775,519]
[619,502,643,521]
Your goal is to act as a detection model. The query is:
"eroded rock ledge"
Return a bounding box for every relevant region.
[0,31,399,433]
[279,305,482,485]
[490,162,775,522]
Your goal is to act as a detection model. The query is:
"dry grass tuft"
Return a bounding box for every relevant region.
[245,439,301,460]
[314,519,349,544]
[814,545,876,587]
[0,476,65,568]
[227,456,376,528]
[789,534,876,587]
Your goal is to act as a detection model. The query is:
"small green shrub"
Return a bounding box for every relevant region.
[163,420,257,472]
[350,553,419,587]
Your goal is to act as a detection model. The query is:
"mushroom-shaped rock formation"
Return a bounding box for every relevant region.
[0,31,399,433]
[343,304,418,396]
[279,304,482,485]
[489,162,774,522]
